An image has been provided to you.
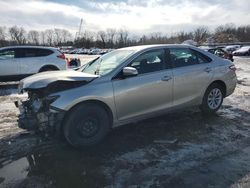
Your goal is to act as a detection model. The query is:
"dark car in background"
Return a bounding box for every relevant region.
[200,46,234,62]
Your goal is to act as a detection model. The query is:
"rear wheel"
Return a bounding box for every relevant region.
[63,103,111,148]
[39,66,58,72]
[200,83,224,114]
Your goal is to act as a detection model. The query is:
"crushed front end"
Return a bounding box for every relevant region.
[15,91,65,135]
[15,70,97,136]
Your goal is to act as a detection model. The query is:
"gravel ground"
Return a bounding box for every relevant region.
[0,57,250,188]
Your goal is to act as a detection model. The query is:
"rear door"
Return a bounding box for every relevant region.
[112,48,173,121]
[16,48,38,75]
[16,48,54,74]
[0,48,19,77]
[169,47,213,107]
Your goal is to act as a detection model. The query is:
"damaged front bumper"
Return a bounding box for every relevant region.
[15,99,65,135]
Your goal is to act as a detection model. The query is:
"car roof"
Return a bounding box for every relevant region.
[226,45,240,48]
[117,44,197,52]
[0,46,59,51]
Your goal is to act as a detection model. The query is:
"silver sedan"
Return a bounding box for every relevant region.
[17,44,237,147]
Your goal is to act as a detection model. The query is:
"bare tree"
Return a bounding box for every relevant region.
[237,25,250,42]
[0,26,6,40]
[0,26,7,47]
[138,35,147,45]
[27,30,39,45]
[62,29,72,43]
[106,28,116,48]
[148,32,164,44]
[44,29,54,46]
[117,29,129,47]
[9,26,26,45]
[193,27,209,45]
[85,31,96,48]
[176,31,192,43]
[75,30,95,48]
[214,24,238,43]
[97,31,107,48]
[1,23,250,48]
[40,31,46,45]
[54,28,63,45]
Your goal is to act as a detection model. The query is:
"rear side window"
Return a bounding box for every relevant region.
[169,48,211,68]
[15,48,53,58]
[38,49,54,56]
[192,49,212,63]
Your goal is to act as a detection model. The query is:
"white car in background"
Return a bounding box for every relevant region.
[232,46,250,56]
[0,46,67,81]
[225,45,240,53]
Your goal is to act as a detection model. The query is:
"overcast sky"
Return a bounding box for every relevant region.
[0,0,249,35]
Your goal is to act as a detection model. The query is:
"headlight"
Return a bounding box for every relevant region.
[43,95,60,111]
[46,95,60,104]
[32,99,42,113]
[31,95,59,113]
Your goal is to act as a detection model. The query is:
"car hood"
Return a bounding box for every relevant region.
[19,70,99,92]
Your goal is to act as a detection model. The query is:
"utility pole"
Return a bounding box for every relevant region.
[75,18,83,41]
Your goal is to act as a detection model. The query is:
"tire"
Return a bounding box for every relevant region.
[39,66,58,72]
[63,103,111,148]
[200,83,224,114]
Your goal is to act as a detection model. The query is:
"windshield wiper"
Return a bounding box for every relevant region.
[79,57,100,72]
[94,58,102,75]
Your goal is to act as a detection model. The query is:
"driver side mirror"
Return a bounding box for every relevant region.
[122,67,138,77]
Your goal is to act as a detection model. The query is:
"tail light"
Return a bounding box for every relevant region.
[229,65,236,72]
[57,53,65,60]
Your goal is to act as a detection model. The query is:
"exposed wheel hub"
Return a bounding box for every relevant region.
[77,117,99,138]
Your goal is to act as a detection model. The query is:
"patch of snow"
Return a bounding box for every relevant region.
[219,107,242,120]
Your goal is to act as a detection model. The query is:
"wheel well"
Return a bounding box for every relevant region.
[82,100,114,124]
[209,80,226,97]
[61,100,114,134]
[39,65,59,72]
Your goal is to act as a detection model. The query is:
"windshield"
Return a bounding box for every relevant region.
[81,49,135,76]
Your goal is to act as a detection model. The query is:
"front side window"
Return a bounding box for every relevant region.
[128,49,165,74]
[0,49,15,60]
[82,49,135,76]
[170,48,211,68]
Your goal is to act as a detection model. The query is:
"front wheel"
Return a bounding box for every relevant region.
[200,83,224,114]
[63,103,111,148]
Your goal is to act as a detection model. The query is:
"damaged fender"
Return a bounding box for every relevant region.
[16,70,98,134]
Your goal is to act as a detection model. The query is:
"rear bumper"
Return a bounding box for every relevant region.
[225,76,237,97]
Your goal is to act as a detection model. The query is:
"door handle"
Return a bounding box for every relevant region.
[161,76,172,81]
[204,67,212,73]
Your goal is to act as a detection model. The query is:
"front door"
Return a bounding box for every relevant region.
[112,49,173,121]
[0,48,19,78]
